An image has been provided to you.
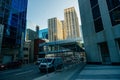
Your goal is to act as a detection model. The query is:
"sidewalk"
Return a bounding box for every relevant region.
[74,65,120,80]
[34,64,120,80]
[33,63,85,80]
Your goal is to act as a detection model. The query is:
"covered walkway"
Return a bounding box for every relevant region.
[39,38,84,54]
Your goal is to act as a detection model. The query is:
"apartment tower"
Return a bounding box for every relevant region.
[64,7,80,39]
[61,20,67,40]
[48,18,63,42]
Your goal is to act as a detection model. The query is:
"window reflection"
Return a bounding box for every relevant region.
[0,0,28,48]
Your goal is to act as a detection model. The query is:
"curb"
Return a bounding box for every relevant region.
[69,63,86,80]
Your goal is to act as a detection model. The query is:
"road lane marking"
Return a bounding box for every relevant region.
[0,67,34,74]
[15,70,33,75]
[0,69,23,74]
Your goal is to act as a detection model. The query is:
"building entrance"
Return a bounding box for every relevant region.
[116,39,120,57]
[99,42,111,64]
[117,39,120,51]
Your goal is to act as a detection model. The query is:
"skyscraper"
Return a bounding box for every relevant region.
[61,20,67,40]
[78,0,120,64]
[48,17,63,42]
[0,0,28,63]
[64,7,80,39]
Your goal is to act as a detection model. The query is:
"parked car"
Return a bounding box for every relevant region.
[0,60,22,70]
[39,57,63,73]
[6,61,22,69]
[0,64,7,71]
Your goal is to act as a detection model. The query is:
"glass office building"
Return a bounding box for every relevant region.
[0,0,28,63]
[39,28,48,39]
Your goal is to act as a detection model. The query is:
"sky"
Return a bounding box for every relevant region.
[27,0,81,31]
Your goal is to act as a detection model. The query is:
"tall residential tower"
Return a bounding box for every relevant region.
[64,7,80,39]
[48,18,63,42]
[61,20,67,40]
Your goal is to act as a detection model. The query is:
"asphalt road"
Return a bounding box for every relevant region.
[0,64,45,80]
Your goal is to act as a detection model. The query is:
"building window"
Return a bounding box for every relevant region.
[24,55,28,57]
[110,6,120,26]
[90,0,98,8]
[116,39,120,51]
[118,40,120,48]
[92,5,101,19]
[115,39,120,56]
[23,47,28,51]
[106,0,120,26]
[0,17,2,23]
[106,0,120,11]
[94,18,104,32]
[90,0,104,33]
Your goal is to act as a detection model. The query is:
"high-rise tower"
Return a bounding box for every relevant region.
[61,20,67,40]
[64,7,80,39]
[0,0,28,63]
[48,17,63,42]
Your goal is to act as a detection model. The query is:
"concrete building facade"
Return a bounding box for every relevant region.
[23,40,34,64]
[34,39,45,61]
[26,29,37,41]
[64,7,80,39]
[48,17,63,42]
[78,0,120,64]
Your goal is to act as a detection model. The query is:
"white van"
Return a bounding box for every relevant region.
[39,57,63,72]
[35,58,44,65]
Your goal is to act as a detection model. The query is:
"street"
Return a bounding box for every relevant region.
[0,64,45,80]
[0,63,85,80]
